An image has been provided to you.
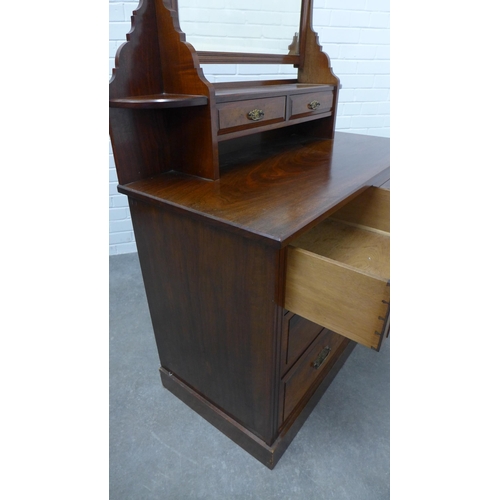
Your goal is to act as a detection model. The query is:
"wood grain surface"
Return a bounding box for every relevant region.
[119,132,390,247]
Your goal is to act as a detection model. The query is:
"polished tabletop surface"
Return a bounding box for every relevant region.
[119,132,390,247]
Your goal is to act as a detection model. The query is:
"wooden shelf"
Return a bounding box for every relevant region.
[109,93,208,109]
[214,83,335,103]
[198,51,300,65]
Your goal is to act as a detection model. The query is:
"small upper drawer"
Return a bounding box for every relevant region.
[289,91,334,120]
[284,187,390,351]
[218,96,286,134]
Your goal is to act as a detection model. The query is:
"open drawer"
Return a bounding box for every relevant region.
[284,187,390,351]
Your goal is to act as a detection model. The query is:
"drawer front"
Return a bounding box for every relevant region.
[282,328,345,422]
[289,91,334,120]
[218,96,286,133]
[282,312,324,375]
[284,187,390,351]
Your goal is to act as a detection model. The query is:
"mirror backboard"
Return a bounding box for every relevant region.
[177,0,302,55]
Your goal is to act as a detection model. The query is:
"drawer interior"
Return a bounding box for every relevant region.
[331,185,389,232]
[285,187,390,351]
[290,218,389,279]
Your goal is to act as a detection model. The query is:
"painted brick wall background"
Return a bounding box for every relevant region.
[177,0,304,54]
[109,0,390,255]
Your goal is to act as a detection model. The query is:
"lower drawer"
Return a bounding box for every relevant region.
[282,312,324,375]
[284,187,390,351]
[282,328,346,422]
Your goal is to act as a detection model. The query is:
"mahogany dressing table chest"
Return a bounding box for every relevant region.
[109,0,390,469]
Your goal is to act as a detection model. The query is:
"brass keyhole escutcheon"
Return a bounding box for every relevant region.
[313,346,331,369]
[247,109,265,121]
[308,100,321,110]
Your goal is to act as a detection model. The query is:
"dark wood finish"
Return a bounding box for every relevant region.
[212,84,337,141]
[282,329,345,422]
[109,0,219,180]
[218,96,286,133]
[118,132,390,248]
[116,132,389,467]
[278,336,355,435]
[109,93,208,109]
[198,51,300,65]
[216,112,334,142]
[281,312,324,374]
[296,1,341,139]
[289,90,334,119]
[214,83,335,103]
[159,367,279,467]
[129,200,282,442]
[109,0,389,469]
[298,1,339,86]
[110,0,340,181]
[159,337,356,469]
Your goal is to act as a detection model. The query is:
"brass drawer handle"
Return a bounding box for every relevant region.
[313,346,331,370]
[247,109,265,121]
[308,100,321,110]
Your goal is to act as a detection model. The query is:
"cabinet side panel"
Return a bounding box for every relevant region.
[109,108,172,185]
[128,199,280,444]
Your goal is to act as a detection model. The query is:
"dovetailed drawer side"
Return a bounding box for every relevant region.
[284,187,390,351]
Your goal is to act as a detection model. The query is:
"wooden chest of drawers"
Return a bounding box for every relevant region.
[109,0,389,470]
[118,132,390,468]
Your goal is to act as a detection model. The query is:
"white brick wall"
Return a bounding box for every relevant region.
[178,0,302,53]
[109,0,390,255]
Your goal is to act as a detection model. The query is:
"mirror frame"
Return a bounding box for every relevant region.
[171,0,313,67]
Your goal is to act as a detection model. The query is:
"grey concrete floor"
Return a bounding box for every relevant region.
[110,252,390,499]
